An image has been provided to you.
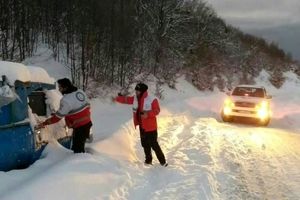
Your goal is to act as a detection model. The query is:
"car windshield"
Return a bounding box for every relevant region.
[232,87,265,98]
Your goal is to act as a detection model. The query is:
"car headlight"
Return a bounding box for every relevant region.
[223,98,234,115]
[256,101,270,120]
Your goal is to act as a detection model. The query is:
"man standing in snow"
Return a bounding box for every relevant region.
[36,78,92,153]
[114,83,168,167]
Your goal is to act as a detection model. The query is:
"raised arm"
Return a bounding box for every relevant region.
[114,95,134,105]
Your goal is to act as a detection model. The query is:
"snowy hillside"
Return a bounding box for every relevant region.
[23,45,71,80]
[0,56,299,199]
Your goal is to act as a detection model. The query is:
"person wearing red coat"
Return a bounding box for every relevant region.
[37,78,92,153]
[114,83,167,166]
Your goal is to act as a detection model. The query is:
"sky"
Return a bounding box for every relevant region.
[206,0,300,61]
[1,57,300,199]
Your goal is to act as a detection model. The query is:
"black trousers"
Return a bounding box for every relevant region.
[140,128,166,165]
[72,122,92,153]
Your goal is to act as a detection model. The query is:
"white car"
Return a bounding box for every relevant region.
[221,85,272,126]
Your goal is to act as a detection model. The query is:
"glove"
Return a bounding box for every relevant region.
[35,123,45,129]
[35,120,48,129]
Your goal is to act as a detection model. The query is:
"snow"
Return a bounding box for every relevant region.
[23,45,71,80]
[0,59,300,199]
[0,85,17,107]
[40,89,73,141]
[0,61,55,85]
[0,61,31,84]
[27,66,55,84]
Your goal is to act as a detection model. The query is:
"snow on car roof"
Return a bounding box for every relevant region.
[236,84,264,89]
[27,66,55,84]
[0,61,30,84]
[0,61,54,85]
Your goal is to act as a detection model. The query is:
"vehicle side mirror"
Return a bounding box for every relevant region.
[266,95,272,99]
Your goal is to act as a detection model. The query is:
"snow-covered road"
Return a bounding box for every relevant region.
[103,114,300,200]
[0,76,300,200]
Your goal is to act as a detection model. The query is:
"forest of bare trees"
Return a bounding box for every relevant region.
[0,0,297,92]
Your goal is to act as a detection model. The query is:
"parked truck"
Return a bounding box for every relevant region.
[0,61,72,171]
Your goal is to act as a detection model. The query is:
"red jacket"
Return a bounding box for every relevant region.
[115,92,160,132]
[43,89,91,128]
[45,106,91,128]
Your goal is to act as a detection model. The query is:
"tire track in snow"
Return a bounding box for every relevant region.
[151,115,219,200]
[201,119,300,200]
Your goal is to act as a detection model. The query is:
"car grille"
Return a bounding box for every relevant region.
[235,101,256,108]
[232,109,256,114]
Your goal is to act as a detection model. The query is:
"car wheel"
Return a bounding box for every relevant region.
[221,111,232,122]
[258,118,270,126]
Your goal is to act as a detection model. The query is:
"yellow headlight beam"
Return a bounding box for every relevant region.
[256,101,270,120]
[223,107,232,115]
[223,98,234,116]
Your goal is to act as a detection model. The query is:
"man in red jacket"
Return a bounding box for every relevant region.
[37,78,92,153]
[114,83,167,166]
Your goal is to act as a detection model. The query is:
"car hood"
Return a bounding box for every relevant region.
[230,95,267,104]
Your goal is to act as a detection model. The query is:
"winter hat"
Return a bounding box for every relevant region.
[135,83,148,93]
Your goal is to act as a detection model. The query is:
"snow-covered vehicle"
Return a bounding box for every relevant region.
[0,61,72,171]
[221,85,272,126]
